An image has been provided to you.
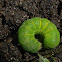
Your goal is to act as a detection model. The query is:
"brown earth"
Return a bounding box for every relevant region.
[0,0,62,62]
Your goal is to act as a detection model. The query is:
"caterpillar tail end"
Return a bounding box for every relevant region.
[30,43,42,53]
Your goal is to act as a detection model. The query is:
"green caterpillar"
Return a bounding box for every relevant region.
[18,17,60,53]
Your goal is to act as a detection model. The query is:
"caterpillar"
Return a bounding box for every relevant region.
[18,17,60,53]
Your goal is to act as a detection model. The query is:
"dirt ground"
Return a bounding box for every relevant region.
[0,0,62,62]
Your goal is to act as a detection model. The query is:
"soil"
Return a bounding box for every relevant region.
[0,0,62,62]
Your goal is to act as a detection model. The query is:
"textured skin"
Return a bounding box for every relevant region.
[18,17,60,53]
